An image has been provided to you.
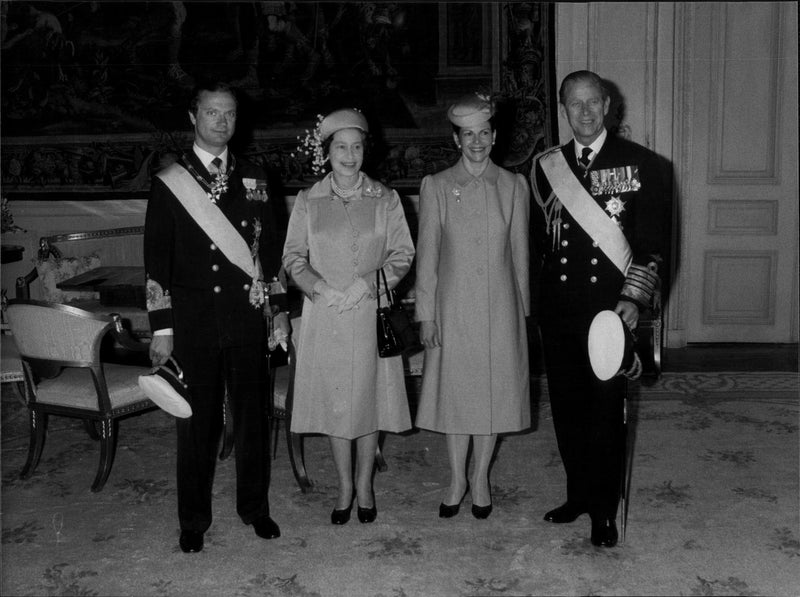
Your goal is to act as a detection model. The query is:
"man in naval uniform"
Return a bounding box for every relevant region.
[144,80,288,553]
[530,70,667,547]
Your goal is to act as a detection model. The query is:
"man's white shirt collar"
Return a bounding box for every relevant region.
[193,144,228,172]
[575,128,607,162]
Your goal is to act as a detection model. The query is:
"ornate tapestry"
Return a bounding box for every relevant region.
[1,1,555,197]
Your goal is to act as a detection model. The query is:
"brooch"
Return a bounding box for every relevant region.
[362,182,384,198]
[243,178,269,202]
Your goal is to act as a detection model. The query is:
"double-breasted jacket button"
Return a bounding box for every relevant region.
[210,243,217,251]
[211,264,219,272]
[561,240,569,247]
[563,222,570,229]
[560,257,568,264]
[591,241,598,248]
[241,220,248,228]
[243,283,250,291]
[213,285,222,293]
[560,274,567,282]
[590,258,598,265]
[590,276,597,283]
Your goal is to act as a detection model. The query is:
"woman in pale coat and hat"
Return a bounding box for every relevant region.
[415,92,530,519]
[283,108,415,525]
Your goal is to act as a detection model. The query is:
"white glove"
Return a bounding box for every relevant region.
[339,277,372,312]
[313,280,346,309]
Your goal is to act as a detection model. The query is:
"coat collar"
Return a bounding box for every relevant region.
[449,158,500,188]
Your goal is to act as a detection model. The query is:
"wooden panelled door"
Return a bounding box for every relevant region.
[680,2,798,343]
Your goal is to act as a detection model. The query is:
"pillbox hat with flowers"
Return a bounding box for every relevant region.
[319,108,369,141]
[447,92,494,128]
[294,108,369,175]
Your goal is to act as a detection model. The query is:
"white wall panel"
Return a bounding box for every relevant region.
[702,251,777,324]
[708,3,780,182]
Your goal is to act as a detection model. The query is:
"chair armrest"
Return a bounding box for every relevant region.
[109,313,149,352]
[16,268,38,300]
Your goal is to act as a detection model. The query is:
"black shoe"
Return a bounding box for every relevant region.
[543,502,587,524]
[471,503,493,519]
[438,502,461,518]
[439,487,468,519]
[179,530,204,553]
[357,505,377,524]
[252,516,281,540]
[331,504,353,525]
[590,517,619,547]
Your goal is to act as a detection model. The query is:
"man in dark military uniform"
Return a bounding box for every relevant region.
[530,70,667,547]
[144,80,288,553]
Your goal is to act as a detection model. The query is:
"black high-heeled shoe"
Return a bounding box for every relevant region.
[471,503,493,519]
[439,487,468,519]
[357,504,377,523]
[331,503,353,525]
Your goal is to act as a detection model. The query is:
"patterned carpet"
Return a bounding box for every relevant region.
[1,371,798,597]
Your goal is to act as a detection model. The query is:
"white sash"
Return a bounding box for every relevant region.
[540,149,632,275]
[157,163,257,279]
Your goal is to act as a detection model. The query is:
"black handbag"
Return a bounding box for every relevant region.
[376,268,419,358]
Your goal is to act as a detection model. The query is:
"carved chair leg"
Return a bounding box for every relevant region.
[20,408,46,480]
[91,419,117,493]
[271,416,281,460]
[83,419,101,441]
[287,431,313,493]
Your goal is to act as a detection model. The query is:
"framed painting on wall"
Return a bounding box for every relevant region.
[1,1,556,197]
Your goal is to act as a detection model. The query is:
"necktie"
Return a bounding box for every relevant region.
[579,147,592,169]
[209,157,223,175]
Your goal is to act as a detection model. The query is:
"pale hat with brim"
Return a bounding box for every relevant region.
[447,92,494,128]
[319,108,369,141]
[138,357,192,418]
[587,310,643,381]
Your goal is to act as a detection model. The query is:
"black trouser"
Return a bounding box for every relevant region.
[173,340,270,533]
[540,323,626,519]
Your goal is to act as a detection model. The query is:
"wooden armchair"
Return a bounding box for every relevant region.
[6,299,156,492]
[634,282,663,378]
[268,320,313,492]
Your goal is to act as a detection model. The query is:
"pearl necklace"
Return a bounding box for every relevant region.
[331,172,364,199]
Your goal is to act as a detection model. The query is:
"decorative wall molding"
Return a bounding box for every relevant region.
[707,200,778,236]
[702,250,777,325]
[707,3,781,184]
[666,1,693,347]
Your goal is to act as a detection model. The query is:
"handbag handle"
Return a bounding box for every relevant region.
[376,268,395,309]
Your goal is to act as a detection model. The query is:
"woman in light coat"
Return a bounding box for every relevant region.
[283,109,415,525]
[415,92,530,519]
